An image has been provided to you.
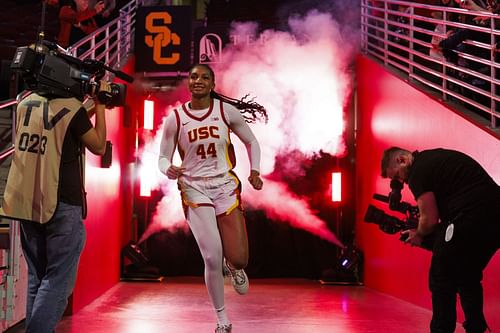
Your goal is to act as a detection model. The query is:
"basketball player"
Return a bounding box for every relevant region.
[158,63,267,333]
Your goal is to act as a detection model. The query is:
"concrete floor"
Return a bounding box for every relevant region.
[6,277,464,333]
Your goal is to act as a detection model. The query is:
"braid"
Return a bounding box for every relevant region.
[210,90,268,124]
[189,63,268,124]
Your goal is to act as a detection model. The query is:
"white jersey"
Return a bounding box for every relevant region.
[174,99,235,178]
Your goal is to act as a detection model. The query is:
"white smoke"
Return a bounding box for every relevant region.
[139,7,359,247]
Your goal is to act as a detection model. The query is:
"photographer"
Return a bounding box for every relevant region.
[380,147,500,333]
[0,78,111,332]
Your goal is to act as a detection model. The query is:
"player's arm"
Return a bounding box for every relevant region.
[227,108,263,190]
[158,112,184,179]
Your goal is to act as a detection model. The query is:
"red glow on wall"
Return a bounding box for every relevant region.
[143,99,154,130]
[355,56,500,326]
[331,172,341,202]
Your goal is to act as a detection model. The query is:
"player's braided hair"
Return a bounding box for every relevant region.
[210,90,268,124]
[190,64,268,124]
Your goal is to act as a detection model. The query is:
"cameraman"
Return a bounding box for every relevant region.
[0,80,111,333]
[380,147,500,333]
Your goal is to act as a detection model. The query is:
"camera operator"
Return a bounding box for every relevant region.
[380,147,500,333]
[0,79,112,333]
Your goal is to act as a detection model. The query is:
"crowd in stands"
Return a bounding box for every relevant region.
[45,0,119,48]
[371,0,500,57]
[368,0,500,123]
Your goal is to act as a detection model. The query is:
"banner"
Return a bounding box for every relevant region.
[135,6,191,73]
[193,25,230,65]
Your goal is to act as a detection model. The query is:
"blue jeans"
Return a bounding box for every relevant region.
[20,202,86,333]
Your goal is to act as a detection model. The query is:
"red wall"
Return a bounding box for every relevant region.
[70,57,138,312]
[355,56,500,325]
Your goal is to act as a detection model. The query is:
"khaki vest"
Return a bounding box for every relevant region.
[0,93,83,223]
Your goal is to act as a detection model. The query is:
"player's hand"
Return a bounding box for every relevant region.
[248,170,263,190]
[166,165,185,180]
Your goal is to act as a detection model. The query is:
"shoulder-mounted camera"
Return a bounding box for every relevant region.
[364,179,434,250]
[10,41,133,107]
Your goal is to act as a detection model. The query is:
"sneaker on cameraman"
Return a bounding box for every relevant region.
[224,259,249,295]
[215,323,232,333]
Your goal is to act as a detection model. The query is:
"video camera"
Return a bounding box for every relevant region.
[10,38,133,107]
[364,179,433,250]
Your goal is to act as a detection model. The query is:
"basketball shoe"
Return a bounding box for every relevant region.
[215,323,232,333]
[224,259,249,295]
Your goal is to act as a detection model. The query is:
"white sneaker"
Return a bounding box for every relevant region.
[215,323,232,333]
[224,259,249,295]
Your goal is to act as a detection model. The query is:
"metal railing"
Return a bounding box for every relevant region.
[0,99,16,163]
[67,0,144,79]
[361,0,500,129]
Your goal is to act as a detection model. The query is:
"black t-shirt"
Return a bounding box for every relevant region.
[408,148,500,221]
[59,106,93,206]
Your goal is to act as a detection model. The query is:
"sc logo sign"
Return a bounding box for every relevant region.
[144,12,180,65]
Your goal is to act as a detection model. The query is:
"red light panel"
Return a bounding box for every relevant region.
[331,172,341,202]
[143,99,154,130]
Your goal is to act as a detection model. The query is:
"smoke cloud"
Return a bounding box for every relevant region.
[139,4,359,247]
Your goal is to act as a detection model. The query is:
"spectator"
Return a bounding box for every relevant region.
[88,0,116,26]
[438,0,490,63]
[438,0,461,22]
[57,0,104,48]
[368,0,386,47]
[429,11,446,59]
[410,0,440,44]
[389,4,411,45]
[433,0,493,95]
[486,1,500,53]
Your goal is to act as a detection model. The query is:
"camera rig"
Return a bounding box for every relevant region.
[9,1,133,106]
[364,179,434,250]
[11,41,133,107]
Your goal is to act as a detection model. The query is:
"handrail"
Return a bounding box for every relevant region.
[0,99,16,162]
[0,99,17,110]
[0,146,14,161]
[66,0,144,76]
[361,0,500,130]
